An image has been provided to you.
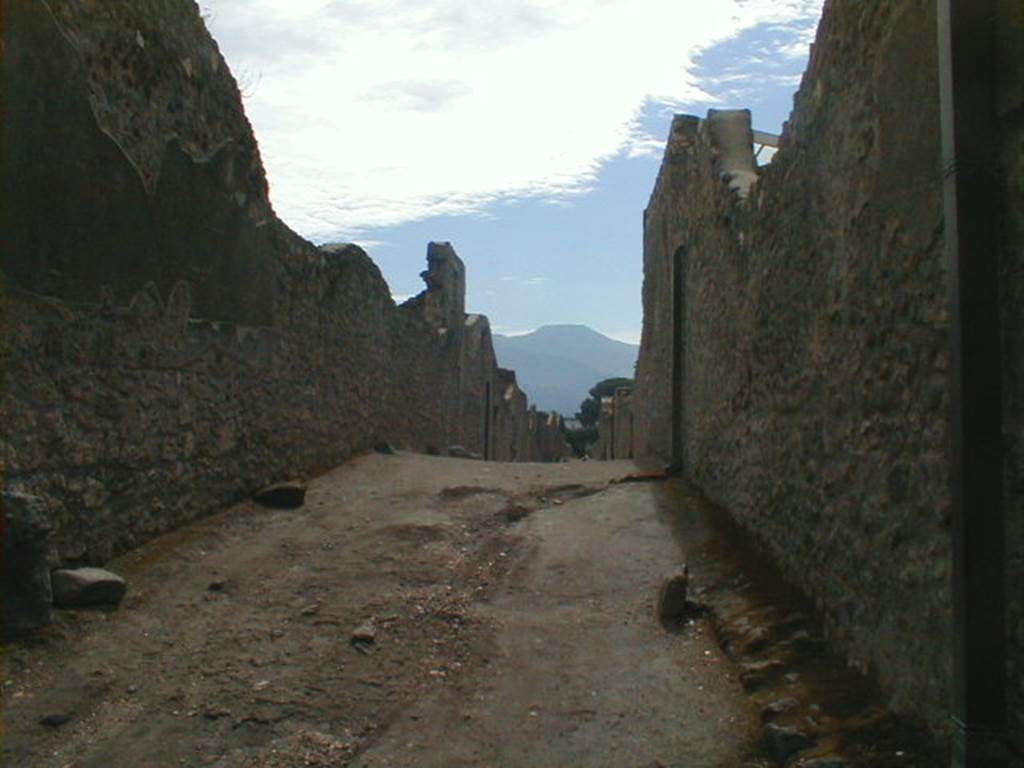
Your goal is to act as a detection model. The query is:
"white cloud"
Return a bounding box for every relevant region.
[497,276,549,286]
[624,134,667,160]
[349,238,388,252]
[203,1,822,240]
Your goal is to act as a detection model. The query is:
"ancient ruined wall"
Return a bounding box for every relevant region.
[633,143,680,459]
[527,411,570,463]
[634,0,956,733]
[999,0,1024,750]
[1,0,561,567]
[3,239,559,564]
[458,314,497,456]
[612,388,634,459]
[492,369,529,462]
[406,243,467,334]
[593,388,634,460]
[2,243,473,563]
[593,398,615,461]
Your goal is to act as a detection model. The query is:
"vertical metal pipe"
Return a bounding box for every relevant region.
[937,1,1007,765]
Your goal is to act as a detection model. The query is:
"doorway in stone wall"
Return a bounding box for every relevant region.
[671,245,686,471]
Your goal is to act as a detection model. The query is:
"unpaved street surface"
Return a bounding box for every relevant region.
[3,454,764,767]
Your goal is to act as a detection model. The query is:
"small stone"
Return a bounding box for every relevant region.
[764,723,816,763]
[51,567,126,607]
[738,624,772,654]
[761,697,800,722]
[656,567,689,626]
[373,442,396,455]
[740,659,785,691]
[446,445,481,460]
[781,629,823,656]
[207,580,226,592]
[39,713,73,728]
[351,621,376,644]
[253,481,306,509]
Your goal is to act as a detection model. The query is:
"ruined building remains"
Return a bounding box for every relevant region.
[593,387,634,461]
[0,0,568,572]
[630,0,1022,752]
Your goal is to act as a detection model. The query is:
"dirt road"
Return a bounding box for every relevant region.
[2,454,766,767]
[4,453,941,767]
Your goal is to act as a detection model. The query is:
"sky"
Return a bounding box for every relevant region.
[201,0,823,343]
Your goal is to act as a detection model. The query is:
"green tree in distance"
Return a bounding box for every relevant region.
[575,377,634,428]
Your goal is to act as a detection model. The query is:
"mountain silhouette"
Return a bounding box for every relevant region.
[493,325,638,416]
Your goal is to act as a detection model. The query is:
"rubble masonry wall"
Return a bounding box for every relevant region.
[0,0,567,566]
[634,0,1023,744]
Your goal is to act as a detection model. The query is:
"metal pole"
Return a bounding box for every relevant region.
[937,1,1007,765]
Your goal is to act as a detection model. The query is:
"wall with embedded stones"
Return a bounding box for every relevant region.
[0,0,567,568]
[634,0,1023,747]
[635,0,952,735]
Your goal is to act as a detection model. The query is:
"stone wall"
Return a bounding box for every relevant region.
[594,387,634,460]
[3,0,278,326]
[633,0,1023,746]
[634,0,953,734]
[492,369,529,462]
[456,312,497,457]
[1,0,566,569]
[527,410,571,464]
[2,240,560,565]
[612,388,634,460]
[593,397,614,461]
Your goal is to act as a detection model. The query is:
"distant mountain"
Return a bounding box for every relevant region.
[492,325,639,416]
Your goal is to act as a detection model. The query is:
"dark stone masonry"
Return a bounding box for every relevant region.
[0,0,567,574]
[630,0,1023,751]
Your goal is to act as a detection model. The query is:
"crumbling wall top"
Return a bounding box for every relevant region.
[407,242,466,332]
[703,109,758,199]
